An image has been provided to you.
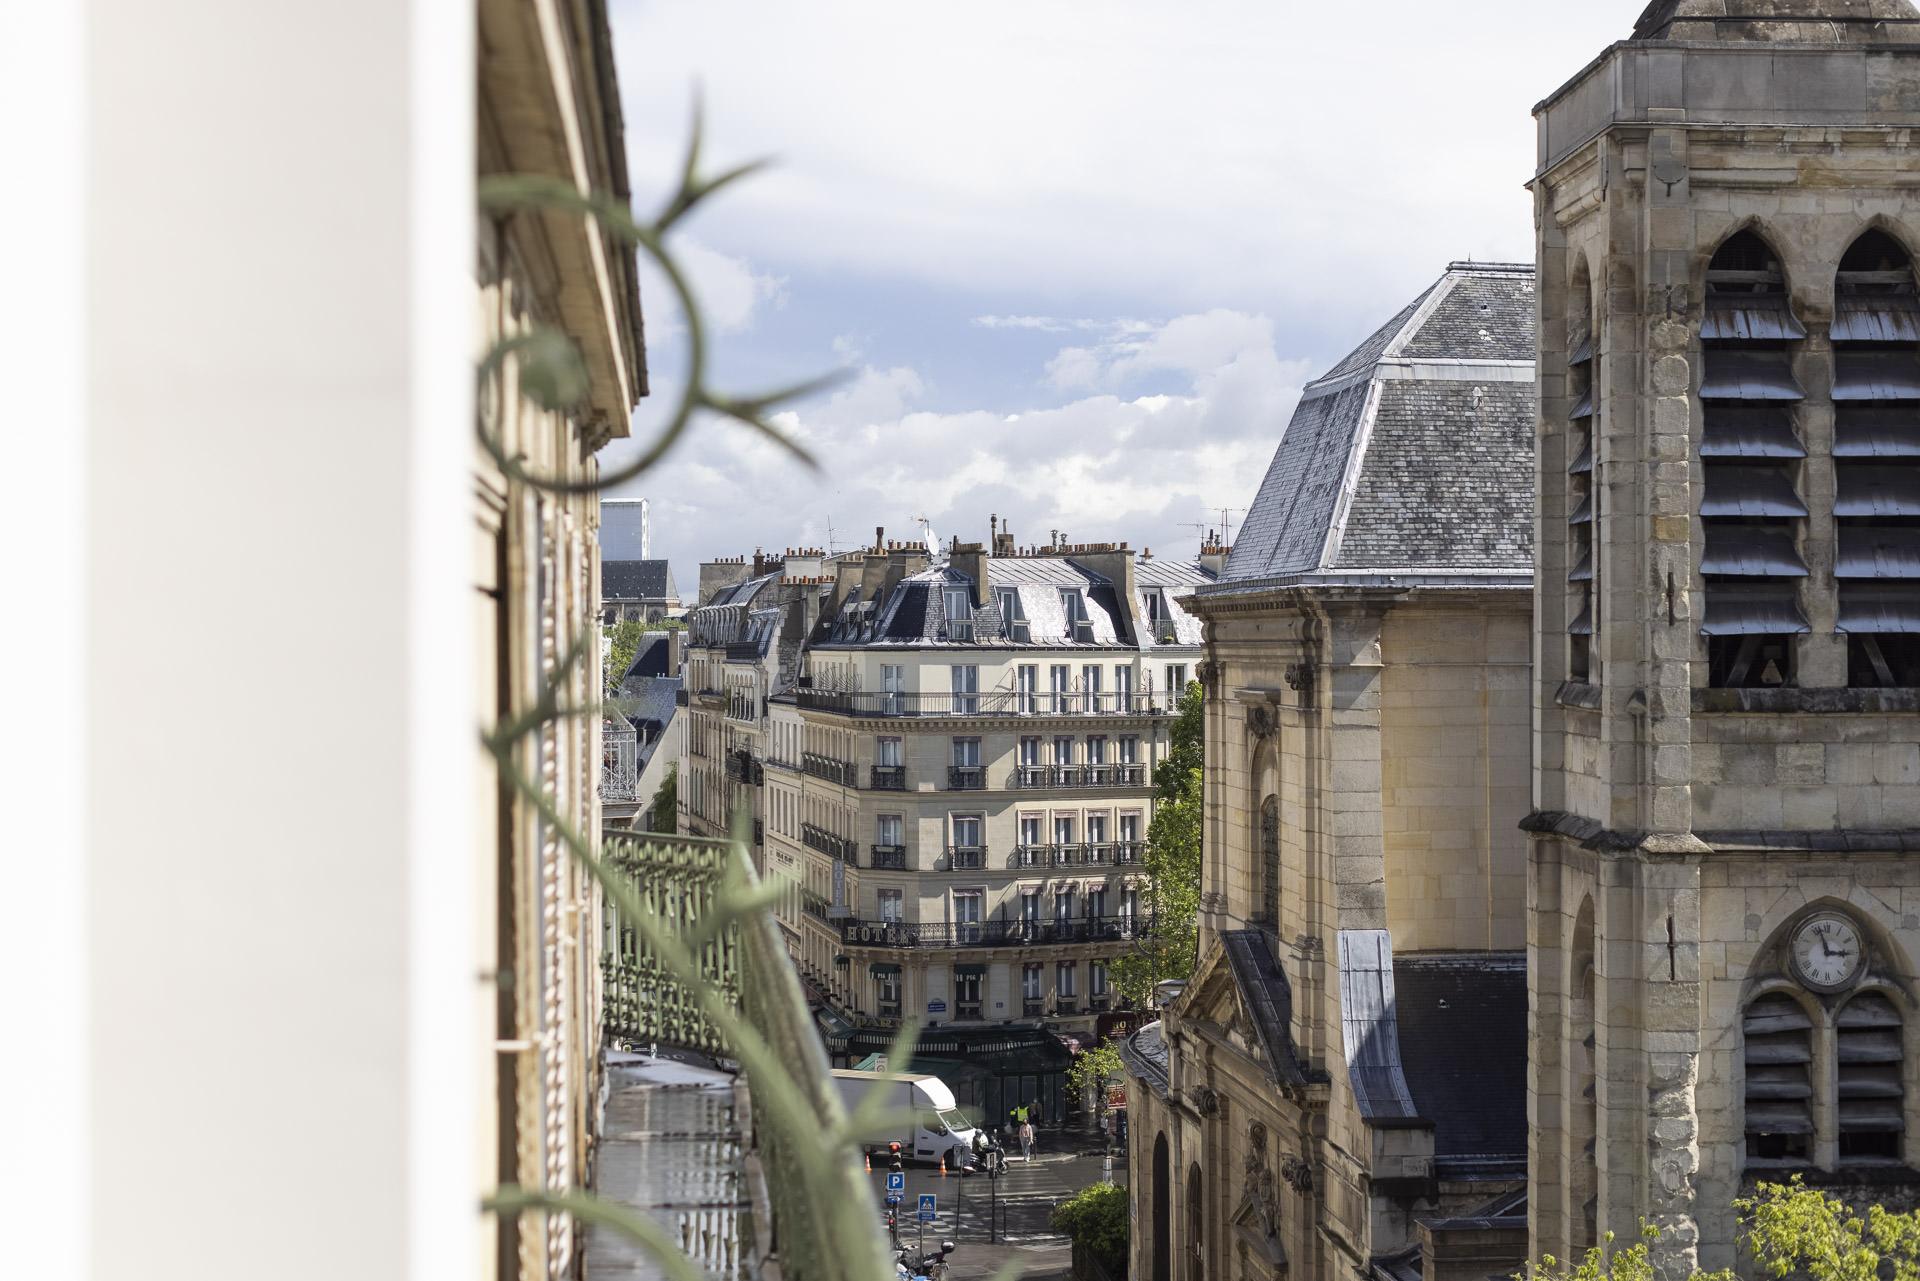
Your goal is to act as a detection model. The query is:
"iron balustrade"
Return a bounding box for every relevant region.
[1011,845,1052,869]
[802,823,857,862]
[1114,841,1145,864]
[1089,995,1112,1012]
[1023,999,1046,1017]
[946,845,987,870]
[796,689,1167,719]
[1056,1000,1080,1016]
[1009,763,1147,789]
[868,765,906,790]
[801,753,858,787]
[725,749,764,785]
[599,720,639,802]
[947,765,986,790]
[869,844,908,870]
[838,913,1154,950]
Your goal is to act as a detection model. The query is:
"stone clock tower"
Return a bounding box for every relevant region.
[1528,2,1920,1274]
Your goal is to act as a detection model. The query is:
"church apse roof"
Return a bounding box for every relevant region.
[1209,262,1536,594]
[1631,0,1920,42]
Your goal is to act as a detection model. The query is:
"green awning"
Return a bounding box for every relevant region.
[869,963,902,975]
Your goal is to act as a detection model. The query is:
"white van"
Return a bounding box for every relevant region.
[831,1069,980,1169]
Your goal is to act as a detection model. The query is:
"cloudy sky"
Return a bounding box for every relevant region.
[603,1,1627,592]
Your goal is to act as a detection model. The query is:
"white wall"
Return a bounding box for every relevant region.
[1,4,477,1280]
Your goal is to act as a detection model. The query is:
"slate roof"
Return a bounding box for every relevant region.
[1632,0,1920,41]
[1222,930,1308,1088]
[603,559,678,602]
[818,554,1214,650]
[1213,262,1536,592]
[1393,953,1529,1161]
[1117,1020,1171,1098]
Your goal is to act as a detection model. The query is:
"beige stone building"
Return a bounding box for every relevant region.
[1528,3,1920,1274]
[1122,262,1538,1281]
[475,0,645,1277]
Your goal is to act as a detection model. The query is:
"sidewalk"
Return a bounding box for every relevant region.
[946,1240,1073,1281]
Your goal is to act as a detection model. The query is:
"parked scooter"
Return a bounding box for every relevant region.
[896,1241,955,1281]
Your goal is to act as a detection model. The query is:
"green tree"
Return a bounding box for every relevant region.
[1522,1180,1920,1281]
[1111,680,1204,1006]
[1066,1039,1125,1123]
[647,763,678,834]
[1050,1181,1129,1275]
[604,618,651,692]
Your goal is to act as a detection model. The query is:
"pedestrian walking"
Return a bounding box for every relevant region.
[1018,1118,1035,1163]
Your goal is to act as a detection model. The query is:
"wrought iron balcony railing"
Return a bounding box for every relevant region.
[802,753,859,787]
[725,749,764,785]
[1022,999,1046,1018]
[838,913,1154,950]
[955,1002,982,1020]
[1010,842,1143,868]
[1089,995,1112,1012]
[869,844,908,870]
[795,689,1168,720]
[946,844,987,870]
[1009,763,1147,789]
[947,765,986,791]
[599,720,639,803]
[868,765,906,790]
[802,823,857,862]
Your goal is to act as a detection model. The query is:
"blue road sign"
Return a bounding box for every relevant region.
[917,1194,937,1223]
[885,1194,902,1207]
[887,1171,905,1193]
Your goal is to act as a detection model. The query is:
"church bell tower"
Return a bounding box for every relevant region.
[1529,2,1920,1274]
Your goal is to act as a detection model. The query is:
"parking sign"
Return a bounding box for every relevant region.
[887,1171,905,1194]
[917,1194,937,1223]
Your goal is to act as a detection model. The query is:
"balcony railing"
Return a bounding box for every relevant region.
[1089,994,1112,1012]
[802,753,858,787]
[869,844,908,870]
[955,1001,982,1020]
[868,765,906,791]
[1056,1000,1080,1016]
[725,749,764,785]
[796,689,1167,719]
[947,765,986,790]
[1009,842,1146,868]
[599,719,639,803]
[946,844,987,870]
[802,823,857,862]
[1022,999,1046,1017]
[1010,763,1146,789]
[839,913,1154,950]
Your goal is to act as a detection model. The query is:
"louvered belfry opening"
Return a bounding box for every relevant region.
[1833,232,1920,687]
[1743,992,1815,1164]
[1836,992,1906,1163]
[1699,232,1811,687]
[1569,270,1597,682]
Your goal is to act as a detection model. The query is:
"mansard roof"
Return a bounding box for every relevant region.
[1212,262,1536,594]
[1632,0,1920,42]
[603,558,678,602]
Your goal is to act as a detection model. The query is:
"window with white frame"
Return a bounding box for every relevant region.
[1115,664,1134,711]
[1050,663,1072,712]
[1023,962,1043,1001]
[1055,885,1075,924]
[881,664,905,713]
[1087,736,1108,765]
[1019,813,1043,848]
[877,736,902,767]
[878,888,904,922]
[1118,735,1138,764]
[1091,960,1109,996]
[1057,961,1078,999]
[877,814,903,846]
[1017,663,1038,712]
[950,664,979,714]
[1053,735,1075,765]
[953,889,984,943]
[1060,588,1091,640]
[1020,888,1042,923]
[952,737,981,767]
[1087,883,1108,917]
[1166,663,1188,694]
[1054,815,1076,847]
[1020,736,1042,766]
[1082,664,1103,710]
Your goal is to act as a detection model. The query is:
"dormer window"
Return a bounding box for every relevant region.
[1060,588,1093,641]
[996,586,1031,642]
[943,585,974,642]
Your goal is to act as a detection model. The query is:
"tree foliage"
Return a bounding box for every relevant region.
[1111,680,1204,1006]
[1051,1181,1129,1273]
[1066,1039,1125,1119]
[604,618,652,692]
[1523,1181,1920,1281]
[648,763,678,834]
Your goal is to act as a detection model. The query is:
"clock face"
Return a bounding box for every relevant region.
[1790,913,1865,992]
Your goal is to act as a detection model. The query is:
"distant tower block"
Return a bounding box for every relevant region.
[600,497,650,560]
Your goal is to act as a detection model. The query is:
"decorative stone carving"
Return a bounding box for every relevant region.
[1247,706,1276,741]
[1195,660,1220,690]
[1283,662,1314,695]
[1194,1086,1221,1117]
[1279,1155,1314,1195]
[1242,1129,1282,1240]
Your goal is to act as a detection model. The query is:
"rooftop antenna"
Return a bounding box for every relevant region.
[916,514,940,559]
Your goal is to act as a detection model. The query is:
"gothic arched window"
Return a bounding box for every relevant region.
[1699,230,1809,688]
[1259,795,1280,927]
[1833,230,1920,687]
[1742,992,1814,1165]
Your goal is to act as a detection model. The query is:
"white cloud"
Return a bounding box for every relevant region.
[612,311,1312,579]
[609,1,1623,320]
[641,237,785,336]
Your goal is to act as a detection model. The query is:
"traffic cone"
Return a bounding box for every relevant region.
[865,1151,872,1173]
[938,1154,947,1177]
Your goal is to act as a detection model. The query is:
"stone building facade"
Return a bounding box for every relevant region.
[1123,262,1538,1281]
[1528,3,1920,1274]
[475,1,646,1277]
